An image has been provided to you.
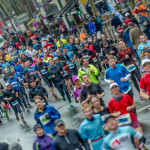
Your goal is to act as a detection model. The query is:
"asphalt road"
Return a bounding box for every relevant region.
[0,73,150,150]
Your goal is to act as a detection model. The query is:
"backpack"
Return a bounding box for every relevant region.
[140,16,149,26]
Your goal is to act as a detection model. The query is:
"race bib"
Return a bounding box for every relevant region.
[68,63,74,69]
[41,69,48,75]
[12,100,18,106]
[118,113,131,126]
[39,113,51,125]
[83,55,89,60]
[92,57,97,62]
[63,71,68,77]
[12,81,18,87]
[127,64,136,72]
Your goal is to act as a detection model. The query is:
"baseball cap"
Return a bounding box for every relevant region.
[54,119,65,127]
[33,123,42,132]
[142,59,150,66]
[72,75,79,82]
[125,12,130,17]
[110,83,118,89]
[30,78,36,83]
[6,83,10,86]
[104,114,115,124]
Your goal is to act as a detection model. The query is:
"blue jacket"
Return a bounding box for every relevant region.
[13,72,23,85]
[88,21,96,34]
[59,44,73,53]
[34,105,61,135]
[14,64,22,73]
[9,77,21,91]
[111,16,122,29]
[123,27,135,51]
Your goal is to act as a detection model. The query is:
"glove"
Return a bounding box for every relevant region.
[45,114,51,119]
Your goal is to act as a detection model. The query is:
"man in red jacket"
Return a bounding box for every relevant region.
[44,40,54,50]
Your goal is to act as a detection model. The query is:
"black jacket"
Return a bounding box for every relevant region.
[29,85,48,102]
[53,129,91,150]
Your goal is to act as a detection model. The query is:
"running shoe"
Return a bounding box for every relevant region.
[62,97,66,101]
[69,103,73,107]
[22,119,26,124]
[4,112,9,120]
[0,119,2,124]
[27,109,30,113]
[16,115,19,121]
[53,94,58,99]
[22,107,25,112]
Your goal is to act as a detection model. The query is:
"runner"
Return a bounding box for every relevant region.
[36,58,57,99]
[49,59,73,107]
[78,58,99,83]
[118,39,141,93]
[4,83,26,124]
[105,55,133,98]
[29,79,48,104]
[34,96,61,135]
[80,104,105,150]
[33,123,53,150]
[53,119,91,150]
[80,74,105,106]
[102,115,146,150]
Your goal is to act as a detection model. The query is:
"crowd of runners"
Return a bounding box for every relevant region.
[0,5,150,149]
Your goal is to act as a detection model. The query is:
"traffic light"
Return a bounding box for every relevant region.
[77,10,81,15]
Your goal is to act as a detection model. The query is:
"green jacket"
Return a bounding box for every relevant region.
[78,64,99,83]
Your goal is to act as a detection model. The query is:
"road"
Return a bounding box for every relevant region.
[0,74,150,149]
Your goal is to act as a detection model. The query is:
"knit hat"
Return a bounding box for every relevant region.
[33,124,42,132]
[134,8,139,14]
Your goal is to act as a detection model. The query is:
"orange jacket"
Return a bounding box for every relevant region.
[138,4,147,17]
[80,33,87,43]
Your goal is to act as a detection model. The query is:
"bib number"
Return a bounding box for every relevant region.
[92,57,97,62]
[39,113,51,125]
[12,100,18,106]
[127,64,136,72]
[118,113,131,126]
[63,71,68,77]
[68,63,74,69]
[83,55,89,60]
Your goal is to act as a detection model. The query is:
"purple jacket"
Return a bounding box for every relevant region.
[73,84,84,99]
[33,134,53,150]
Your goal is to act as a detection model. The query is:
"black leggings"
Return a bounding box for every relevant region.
[10,102,22,115]
[130,65,141,92]
[55,82,71,103]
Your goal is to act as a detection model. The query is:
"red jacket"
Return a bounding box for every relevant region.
[85,45,96,58]
[44,43,54,50]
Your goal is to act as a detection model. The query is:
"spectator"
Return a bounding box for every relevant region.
[129,22,142,64]
[137,0,147,17]
[138,34,150,56]
[111,14,122,30]
[140,46,150,73]
[134,8,150,39]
